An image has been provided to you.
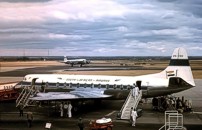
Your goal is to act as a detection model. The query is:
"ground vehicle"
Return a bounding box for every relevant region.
[89,118,113,130]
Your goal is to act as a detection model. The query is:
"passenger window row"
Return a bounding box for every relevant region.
[21,82,134,90]
[50,82,132,90]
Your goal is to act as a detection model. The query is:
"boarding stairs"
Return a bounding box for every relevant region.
[16,85,38,109]
[119,89,142,120]
[159,111,185,130]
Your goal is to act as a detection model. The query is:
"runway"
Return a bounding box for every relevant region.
[0,64,202,130]
[0,64,163,77]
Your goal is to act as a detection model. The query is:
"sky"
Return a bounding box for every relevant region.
[0,0,202,56]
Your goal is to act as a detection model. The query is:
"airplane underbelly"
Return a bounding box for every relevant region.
[143,86,193,98]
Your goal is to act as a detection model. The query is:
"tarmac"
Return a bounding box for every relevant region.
[0,100,202,130]
[0,65,202,130]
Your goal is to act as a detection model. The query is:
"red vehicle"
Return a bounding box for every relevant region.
[0,88,19,101]
[89,118,113,130]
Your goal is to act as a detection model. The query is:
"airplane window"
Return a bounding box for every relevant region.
[79,84,82,88]
[120,85,123,90]
[123,85,127,90]
[113,84,116,89]
[100,84,105,88]
[127,85,131,90]
[109,85,113,89]
[46,82,48,88]
[64,82,67,87]
[106,84,109,89]
[91,83,94,88]
[94,84,98,88]
[56,82,59,87]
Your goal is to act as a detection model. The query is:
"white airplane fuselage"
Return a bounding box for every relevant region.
[63,57,90,67]
[22,67,193,99]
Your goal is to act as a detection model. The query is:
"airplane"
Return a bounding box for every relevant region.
[20,47,195,101]
[62,56,90,67]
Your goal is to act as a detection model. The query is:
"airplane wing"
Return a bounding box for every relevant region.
[29,88,112,101]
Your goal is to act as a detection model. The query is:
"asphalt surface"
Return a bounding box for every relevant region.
[0,64,163,77]
[0,100,202,130]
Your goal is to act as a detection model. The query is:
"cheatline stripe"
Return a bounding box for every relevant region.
[169,59,190,66]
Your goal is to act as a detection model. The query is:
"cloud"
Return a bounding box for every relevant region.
[0,0,131,24]
[0,33,89,41]
[0,0,202,56]
[117,26,128,32]
[95,48,117,53]
[47,33,90,40]
[189,46,202,51]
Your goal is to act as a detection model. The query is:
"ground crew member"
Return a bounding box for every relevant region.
[77,117,84,130]
[18,102,24,117]
[27,112,33,128]
[188,99,192,111]
[131,109,138,126]
[176,97,180,109]
[68,102,73,118]
[185,100,189,112]
[132,84,136,97]
[134,86,139,99]
[59,102,64,117]
[41,81,45,92]
[63,102,68,117]
[130,107,133,123]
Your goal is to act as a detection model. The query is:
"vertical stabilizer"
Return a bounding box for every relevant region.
[165,48,195,86]
[64,56,68,62]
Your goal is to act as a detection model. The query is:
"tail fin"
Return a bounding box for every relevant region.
[164,48,195,86]
[64,56,67,62]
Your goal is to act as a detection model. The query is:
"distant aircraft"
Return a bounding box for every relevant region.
[62,56,90,67]
[21,47,195,101]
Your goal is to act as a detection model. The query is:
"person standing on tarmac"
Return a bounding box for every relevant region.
[68,102,73,118]
[63,102,68,117]
[59,102,64,117]
[188,99,192,111]
[18,102,24,117]
[77,117,84,130]
[130,107,133,123]
[27,112,33,128]
[131,109,138,126]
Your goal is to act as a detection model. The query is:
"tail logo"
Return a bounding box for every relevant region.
[166,70,175,78]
